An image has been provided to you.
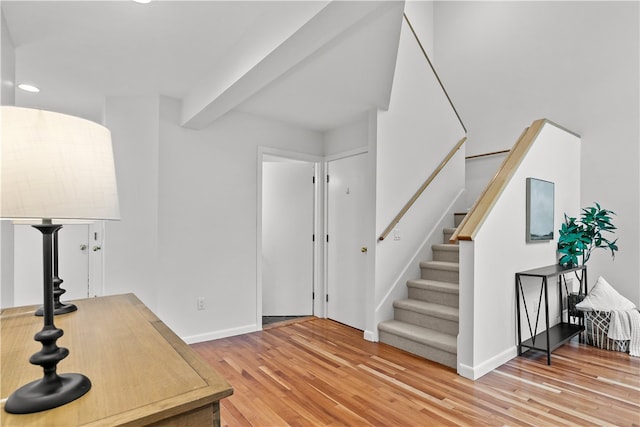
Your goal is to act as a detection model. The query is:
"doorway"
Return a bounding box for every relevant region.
[260,153,317,324]
[13,223,104,306]
[326,152,368,330]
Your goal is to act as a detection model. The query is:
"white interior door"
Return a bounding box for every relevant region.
[14,224,91,306]
[262,158,314,316]
[327,153,368,330]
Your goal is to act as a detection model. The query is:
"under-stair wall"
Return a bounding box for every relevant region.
[456,120,581,380]
[371,3,466,340]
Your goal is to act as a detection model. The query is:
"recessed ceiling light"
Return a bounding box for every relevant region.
[17,84,40,93]
[133,0,152,3]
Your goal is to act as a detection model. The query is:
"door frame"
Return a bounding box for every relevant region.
[257,147,323,329]
[88,221,106,298]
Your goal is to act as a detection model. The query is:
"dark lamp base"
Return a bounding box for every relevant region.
[35,302,77,317]
[4,373,91,414]
[5,224,92,415]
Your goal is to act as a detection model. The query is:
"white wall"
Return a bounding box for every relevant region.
[156,97,323,342]
[0,224,13,309]
[324,114,369,156]
[103,96,160,312]
[1,12,14,106]
[435,1,640,305]
[373,10,466,338]
[404,1,434,59]
[0,93,327,341]
[464,153,508,208]
[458,122,581,379]
[0,11,15,308]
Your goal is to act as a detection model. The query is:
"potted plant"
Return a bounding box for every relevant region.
[557,202,618,267]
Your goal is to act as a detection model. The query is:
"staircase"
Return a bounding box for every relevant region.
[378,213,465,369]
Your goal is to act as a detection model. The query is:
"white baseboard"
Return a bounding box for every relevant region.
[364,329,378,342]
[181,323,260,344]
[458,346,518,380]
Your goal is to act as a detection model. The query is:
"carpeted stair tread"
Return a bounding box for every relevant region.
[394,299,459,321]
[420,260,459,271]
[442,227,457,234]
[378,320,457,354]
[407,279,459,294]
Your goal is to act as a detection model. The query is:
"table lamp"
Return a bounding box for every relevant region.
[33,227,78,316]
[1,106,120,414]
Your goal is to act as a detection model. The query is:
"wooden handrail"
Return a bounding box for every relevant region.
[379,137,467,241]
[451,119,547,242]
[465,149,510,160]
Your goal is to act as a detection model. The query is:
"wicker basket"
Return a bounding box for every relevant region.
[584,311,630,352]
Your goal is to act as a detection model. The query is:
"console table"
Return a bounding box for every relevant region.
[515,264,587,365]
[1,294,233,426]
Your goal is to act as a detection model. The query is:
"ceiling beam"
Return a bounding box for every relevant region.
[180,1,401,130]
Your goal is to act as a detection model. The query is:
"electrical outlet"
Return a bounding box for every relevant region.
[197,297,205,311]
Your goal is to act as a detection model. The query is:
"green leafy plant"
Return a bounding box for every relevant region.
[557,203,618,267]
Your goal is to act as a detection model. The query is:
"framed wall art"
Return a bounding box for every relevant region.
[526,178,554,242]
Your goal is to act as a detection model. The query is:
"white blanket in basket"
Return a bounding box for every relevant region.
[608,310,640,356]
[576,276,639,356]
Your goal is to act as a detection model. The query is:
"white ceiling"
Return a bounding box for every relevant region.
[2,1,402,131]
[235,1,402,130]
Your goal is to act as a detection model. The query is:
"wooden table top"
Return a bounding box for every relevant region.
[1,294,233,426]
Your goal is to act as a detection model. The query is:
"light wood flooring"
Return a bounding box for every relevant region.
[191,317,640,426]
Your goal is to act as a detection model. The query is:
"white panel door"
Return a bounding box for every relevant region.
[327,153,367,330]
[14,224,90,306]
[262,159,314,316]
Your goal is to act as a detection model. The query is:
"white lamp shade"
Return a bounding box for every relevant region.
[1,106,120,222]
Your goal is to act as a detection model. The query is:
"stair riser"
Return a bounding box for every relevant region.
[454,213,466,227]
[379,332,456,369]
[408,287,459,308]
[394,308,459,335]
[432,249,459,263]
[421,267,459,284]
[443,230,454,243]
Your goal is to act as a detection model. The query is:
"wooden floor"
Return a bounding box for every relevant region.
[191,318,640,426]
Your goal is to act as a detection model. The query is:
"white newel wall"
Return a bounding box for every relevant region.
[373,5,466,340]
[458,122,581,379]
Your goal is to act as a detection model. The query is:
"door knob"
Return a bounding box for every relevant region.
[361,247,368,253]
[92,246,102,252]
